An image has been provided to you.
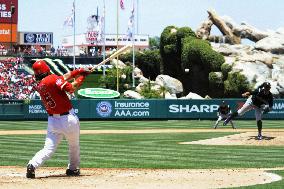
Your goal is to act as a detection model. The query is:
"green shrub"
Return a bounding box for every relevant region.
[176,27,196,61]
[119,51,133,63]
[160,26,179,76]
[224,71,251,97]
[208,72,222,84]
[176,27,196,39]
[140,80,162,99]
[221,63,232,80]
[120,49,161,80]
[138,50,161,79]
[149,36,160,49]
[163,44,177,54]
[181,36,225,96]
[181,37,224,72]
[160,26,196,79]
[160,26,178,46]
[208,72,224,97]
[99,65,134,92]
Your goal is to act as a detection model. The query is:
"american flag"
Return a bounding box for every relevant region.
[120,0,125,10]
[127,3,134,38]
[63,15,73,27]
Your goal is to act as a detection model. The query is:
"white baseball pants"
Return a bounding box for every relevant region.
[28,109,80,170]
[237,97,262,121]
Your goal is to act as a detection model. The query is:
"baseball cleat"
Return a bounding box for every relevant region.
[257,134,263,140]
[66,168,80,176]
[26,164,35,179]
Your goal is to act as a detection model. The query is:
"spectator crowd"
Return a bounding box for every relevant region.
[16,45,69,57]
[0,57,35,100]
[2,44,114,57]
[0,44,7,55]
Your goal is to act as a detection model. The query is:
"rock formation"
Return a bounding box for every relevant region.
[196,10,284,97]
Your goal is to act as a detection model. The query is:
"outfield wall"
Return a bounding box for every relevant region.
[0,99,284,120]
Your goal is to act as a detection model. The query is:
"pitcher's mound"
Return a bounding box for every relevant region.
[0,166,282,189]
[180,132,284,146]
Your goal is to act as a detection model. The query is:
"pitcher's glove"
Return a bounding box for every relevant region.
[261,104,271,114]
[242,92,250,98]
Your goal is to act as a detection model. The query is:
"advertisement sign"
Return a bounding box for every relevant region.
[167,100,219,119]
[86,31,99,43]
[0,0,18,24]
[78,88,120,99]
[95,100,156,118]
[23,99,284,120]
[0,23,17,42]
[25,101,78,119]
[23,32,53,44]
[62,34,149,47]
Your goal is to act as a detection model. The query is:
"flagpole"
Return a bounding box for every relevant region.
[73,0,76,69]
[136,0,139,34]
[132,0,135,88]
[132,34,135,88]
[116,0,119,92]
[103,0,106,76]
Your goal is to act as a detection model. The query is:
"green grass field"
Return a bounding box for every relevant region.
[0,120,283,188]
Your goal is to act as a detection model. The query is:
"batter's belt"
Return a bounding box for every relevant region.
[48,111,69,117]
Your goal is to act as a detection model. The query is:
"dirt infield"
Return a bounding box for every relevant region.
[180,131,284,146]
[0,166,283,189]
[0,129,283,188]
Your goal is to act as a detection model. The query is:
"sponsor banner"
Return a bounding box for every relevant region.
[167,99,284,119]
[0,23,17,42]
[86,31,99,43]
[24,99,284,120]
[0,0,18,24]
[28,104,47,114]
[22,32,53,45]
[62,34,149,47]
[167,100,219,119]
[78,88,120,99]
[95,100,161,118]
[25,101,79,119]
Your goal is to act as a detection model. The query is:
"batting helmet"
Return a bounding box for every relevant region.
[32,60,50,76]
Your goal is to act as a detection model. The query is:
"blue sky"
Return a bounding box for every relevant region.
[18,0,284,47]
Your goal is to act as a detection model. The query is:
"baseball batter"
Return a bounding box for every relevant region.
[26,60,90,178]
[223,82,273,140]
[213,101,235,129]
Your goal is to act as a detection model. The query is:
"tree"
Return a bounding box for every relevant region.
[149,36,160,50]
[99,65,134,92]
[120,49,161,80]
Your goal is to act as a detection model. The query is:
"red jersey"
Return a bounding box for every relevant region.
[36,74,73,115]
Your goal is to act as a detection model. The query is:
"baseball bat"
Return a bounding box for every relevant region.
[91,44,132,72]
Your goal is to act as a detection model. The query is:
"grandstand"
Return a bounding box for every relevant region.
[0,57,34,100]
